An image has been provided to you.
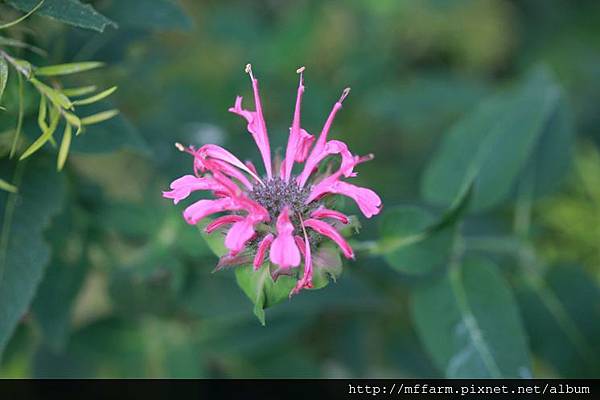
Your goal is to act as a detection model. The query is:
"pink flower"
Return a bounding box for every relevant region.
[163,64,382,295]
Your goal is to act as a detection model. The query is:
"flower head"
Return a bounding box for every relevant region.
[163,65,382,295]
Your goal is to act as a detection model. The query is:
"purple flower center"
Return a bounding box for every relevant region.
[249,177,312,221]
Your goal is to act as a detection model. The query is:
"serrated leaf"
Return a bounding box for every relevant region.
[73,86,117,106]
[421,66,562,212]
[411,257,531,378]
[0,157,65,357]
[36,62,104,77]
[80,109,119,126]
[6,0,116,32]
[235,264,296,325]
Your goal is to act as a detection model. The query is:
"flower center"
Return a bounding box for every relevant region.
[250,177,311,220]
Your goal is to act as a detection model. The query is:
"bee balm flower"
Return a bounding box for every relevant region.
[163,65,381,295]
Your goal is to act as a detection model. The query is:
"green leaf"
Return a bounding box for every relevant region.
[524,95,575,197]
[36,62,104,77]
[516,266,600,377]
[0,157,65,358]
[0,37,47,57]
[0,0,44,30]
[62,85,96,97]
[72,86,117,106]
[0,179,17,193]
[56,123,72,171]
[19,105,60,160]
[31,255,89,352]
[0,58,7,103]
[421,66,561,212]
[379,206,454,275]
[6,0,117,32]
[9,73,24,158]
[198,220,228,257]
[235,264,296,325]
[80,109,119,126]
[30,78,72,110]
[103,0,192,31]
[411,257,531,378]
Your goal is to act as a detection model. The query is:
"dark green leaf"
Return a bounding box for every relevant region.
[421,66,561,212]
[103,0,192,31]
[379,206,454,275]
[0,157,65,357]
[411,257,531,378]
[516,266,600,377]
[6,0,117,32]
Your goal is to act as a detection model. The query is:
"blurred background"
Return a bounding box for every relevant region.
[0,0,599,378]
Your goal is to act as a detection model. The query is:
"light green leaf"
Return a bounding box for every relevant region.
[0,37,47,57]
[0,58,7,103]
[56,123,72,171]
[411,257,531,378]
[30,78,72,110]
[8,73,24,158]
[0,157,65,357]
[19,106,60,160]
[73,86,117,106]
[36,62,104,77]
[0,180,17,193]
[80,109,119,126]
[6,0,116,32]
[62,85,96,97]
[235,264,296,325]
[0,0,44,30]
[421,66,561,212]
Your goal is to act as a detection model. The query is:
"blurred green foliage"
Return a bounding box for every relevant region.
[1,0,600,378]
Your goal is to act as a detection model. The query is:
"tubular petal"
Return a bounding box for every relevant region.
[304,218,354,259]
[269,208,301,268]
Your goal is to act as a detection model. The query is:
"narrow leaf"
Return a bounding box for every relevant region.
[73,86,117,106]
[30,78,72,109]
[0,58,7,102]
[81,109,119,125]
[0,179,17,193]
[36,61,103,76]
[0,0,44,30]
[62,85,96,97]
[8,73,23,158]
[56,123,72,171]
[19,106,60,160]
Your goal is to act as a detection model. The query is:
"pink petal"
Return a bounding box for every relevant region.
[228,65,272,178]
[310,206,349,224]
[183,198,233,225]
[295,129,315,162]
[269,208,300,268]
[225,218,256,255]
[205,215,244,233]
[198,144,263,184]
[283,70,305,182]
[309,180,381,218]
[162,175,216,204]
[297,140,353,187]
[291,219,314,296]
[297,88,350,186]
[253,233,274,270]
[304,218,354,259]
